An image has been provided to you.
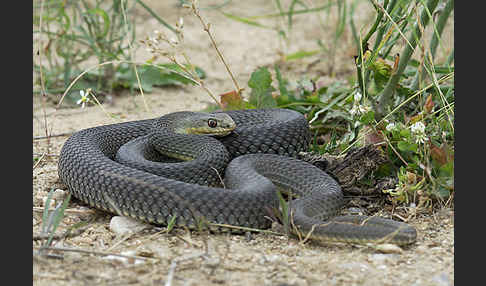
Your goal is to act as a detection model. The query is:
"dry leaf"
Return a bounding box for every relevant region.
[424,94,435,113]
[219,90,244,110]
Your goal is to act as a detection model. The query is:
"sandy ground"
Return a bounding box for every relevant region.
[33,1,454,285]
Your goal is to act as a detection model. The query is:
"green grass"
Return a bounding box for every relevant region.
[33,0,201,105]
[219,0,454,208]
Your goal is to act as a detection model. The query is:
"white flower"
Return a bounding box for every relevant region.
[410,121,426,134]
[349,91,368,116]
[386,122,397,132]
[349,103,368,116]
[410,121,427,144]
[149,36,159,44]
[76,89,91,109]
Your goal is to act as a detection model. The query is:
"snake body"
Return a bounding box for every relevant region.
[58,108,416,245]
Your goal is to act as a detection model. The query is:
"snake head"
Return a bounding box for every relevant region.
[180,112,236,137]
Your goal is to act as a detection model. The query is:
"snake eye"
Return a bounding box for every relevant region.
[207,118,218,128]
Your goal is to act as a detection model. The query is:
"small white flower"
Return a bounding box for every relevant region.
[386,122,397,132]
[354,91,362,102]
[349,103,368,116]
[149,36,159,45]
[177,17,184,28]
[76,89,91,109]
[410,121,426,134]
[410,121,427,144]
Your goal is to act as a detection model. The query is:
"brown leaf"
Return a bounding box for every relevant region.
[392,53,400,73]
[409,113,424,125]
[406,171,417,184]
[430,142,450,166]
[424,94,435,113]
[360,126,385,145]
[219,90,244,110]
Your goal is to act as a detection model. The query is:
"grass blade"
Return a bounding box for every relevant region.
[41,189,55,235]
[45,192,72,247]
[220,11,274,29]
[135,0,177,34]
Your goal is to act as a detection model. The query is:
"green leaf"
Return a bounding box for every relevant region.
[359,110,375,124]
[370,58,392,91]
[274,65,289,98]
[46,192,71,247]
[41,189,55,235]
[114,63,206,92]
[284,49,320,61]
[399,129,411,139]
[248,67,276,108]
[438,160,454,177]
[87,8,110,38]
[220,12,273,29]
[397,141,418,153]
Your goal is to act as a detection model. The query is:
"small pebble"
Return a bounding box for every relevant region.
[109,216,147,236]
[259,254,282,265]
[375,243,403,254]
[203,257,220,268]
[52,189,67,201]
[103,250,145,265]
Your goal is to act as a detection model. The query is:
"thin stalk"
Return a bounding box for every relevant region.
[355,0,388,95]
[376,0,440,119]
[247,2,336,19]
[362,0,388,46]
[349,0,360,49]
[446,47,454,66]
[364,0,398,86]
[189,0,241,96]
[429,0,454,60]
[121,0,149,112]
[410,0,454,90]
[134,0,177,34]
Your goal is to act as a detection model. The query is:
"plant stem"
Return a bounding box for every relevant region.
[191,0,242,95]
[410,0,454,90]
[135,0,177,34]
[121,0,149,112]
[363,0,388,46]
[364,0,398,86]
[376,0,440,120]
[446,47,454,66]
[429,0,454,60]
[355,0,389,95]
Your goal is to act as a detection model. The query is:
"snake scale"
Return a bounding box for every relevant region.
[58,108,416,245]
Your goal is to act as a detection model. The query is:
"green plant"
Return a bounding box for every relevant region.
[33,0,203,105]
[39,189,72,249]
[212,0,453,208]
[34,0,136,100]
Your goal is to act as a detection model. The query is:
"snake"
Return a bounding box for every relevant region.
[58,108,417,245]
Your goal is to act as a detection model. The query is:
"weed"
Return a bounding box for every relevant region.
[33,0,200,106]
[213,0,453,208]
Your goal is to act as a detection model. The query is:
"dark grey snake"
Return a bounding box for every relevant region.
[58,108,416,245]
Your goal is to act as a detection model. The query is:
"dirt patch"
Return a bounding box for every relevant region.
[33,1,454,285]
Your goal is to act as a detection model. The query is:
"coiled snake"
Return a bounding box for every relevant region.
[58,108,416,245]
